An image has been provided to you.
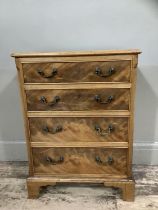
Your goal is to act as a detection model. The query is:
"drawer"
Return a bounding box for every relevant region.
[33,147,127,176]
[29,117,128,142]
[26,88,130,111]
[23,61,131,83]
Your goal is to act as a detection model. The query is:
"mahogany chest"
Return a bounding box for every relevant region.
[12,49,141,201]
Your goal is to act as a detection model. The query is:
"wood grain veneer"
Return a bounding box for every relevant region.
[29,117,128,143]
[23,61,130,83]
[32,147,127,176]
[26,88,130,111]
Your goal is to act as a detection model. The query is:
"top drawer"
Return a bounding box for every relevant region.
[22,61,131,83]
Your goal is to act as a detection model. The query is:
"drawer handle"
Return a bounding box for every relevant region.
[37,68,57,78]
[42,125,63,134]
[94,95,114,104]
[45,156,64,165]
[95,67,115,77]
[95,124,114,136]
[95,156,114,165]
[40,96,60,106]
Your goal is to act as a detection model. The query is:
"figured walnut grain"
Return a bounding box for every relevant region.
[29,117,128,143]
[32,147,127,176]
[26,88,130,111]
[23,61,131,83]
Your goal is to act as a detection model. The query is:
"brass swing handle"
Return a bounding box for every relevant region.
[95,156,114,165]
[95,124,114,136]
[95,67,115,77]
[45,156,64,165]
[40,96,60,106]
[37,68,57,78]
[42,125,63,134]
[94,95,114,104]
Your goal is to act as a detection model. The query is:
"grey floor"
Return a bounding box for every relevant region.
[0,162,158,210]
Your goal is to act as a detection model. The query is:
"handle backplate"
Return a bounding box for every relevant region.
[37,68,57,78]
[95,124,114,136]
[42,125,63,134]
[95,156,114,165]
[95,67,115,77]
[95,95,114,104]
[40,96,60,106]
[45,156,64,165]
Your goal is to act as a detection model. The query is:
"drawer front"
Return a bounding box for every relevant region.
[29,117,128,142]
[26,89,130,111]
[23,61,131,83]
[33,147,127,176]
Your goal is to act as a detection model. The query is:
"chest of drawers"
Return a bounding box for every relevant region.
[12,49,141,201]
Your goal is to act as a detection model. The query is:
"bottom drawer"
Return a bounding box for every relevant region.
[32,148,127,176]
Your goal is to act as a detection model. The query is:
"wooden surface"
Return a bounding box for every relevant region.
[26,88,130,111]
[11,49,141,57]
[18,54,133,64]
[127,55,138,177]
[32,147,127,175]
[29,117,128,143]
[27,177,134,200]
[27,110,130,117]
[23,61,131,83]
[24,83,132,90]
[30,142,128,148]
[12,49,140,201]
[15,58,34,176]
